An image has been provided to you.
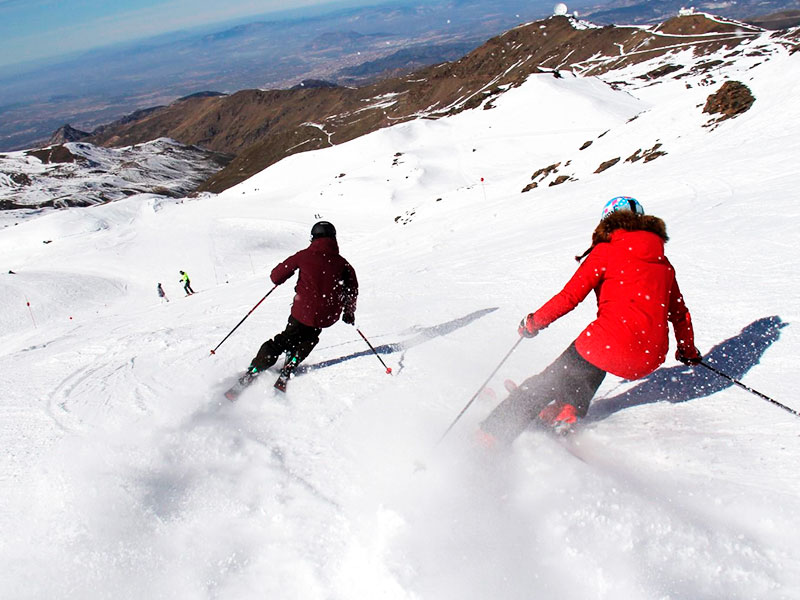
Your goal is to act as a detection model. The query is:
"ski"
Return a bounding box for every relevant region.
[225,355,298,399]
[274,372,289,393]
[224,371,258,402]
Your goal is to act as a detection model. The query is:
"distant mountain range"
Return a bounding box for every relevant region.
[3,0,799,153]
[2,5,800,213]
[0,0,562,152]
[73,10,800,196]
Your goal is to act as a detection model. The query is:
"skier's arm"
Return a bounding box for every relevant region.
[342,264,358,323]
[531,245,608,330]
[270,252,301,285]
[666,269,698,358]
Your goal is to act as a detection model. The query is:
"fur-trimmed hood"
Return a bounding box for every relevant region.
[577,212,668,261]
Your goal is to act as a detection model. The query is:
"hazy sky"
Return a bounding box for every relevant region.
[0,0,384,68]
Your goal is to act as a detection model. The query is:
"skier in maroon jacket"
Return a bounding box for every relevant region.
[245,221,358,381]
[480,197,701,444]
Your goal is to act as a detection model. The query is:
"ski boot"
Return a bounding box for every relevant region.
[537,402,578,435]
[274,355,299,393]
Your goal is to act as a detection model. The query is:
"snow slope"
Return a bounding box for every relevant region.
[2,25,800,600]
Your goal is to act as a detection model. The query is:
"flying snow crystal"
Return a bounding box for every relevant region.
[554,3,568,16]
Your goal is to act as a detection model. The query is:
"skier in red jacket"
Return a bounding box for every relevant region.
[480,197,701,443]
[245,221,358,381]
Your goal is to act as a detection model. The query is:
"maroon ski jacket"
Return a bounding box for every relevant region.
[270,237,358,328]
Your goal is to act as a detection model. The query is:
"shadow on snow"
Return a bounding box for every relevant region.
[298,307,499,374]
[587,315,788,421]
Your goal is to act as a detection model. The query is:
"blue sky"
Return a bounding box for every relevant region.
[0,0,383,68]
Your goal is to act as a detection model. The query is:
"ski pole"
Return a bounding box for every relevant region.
[356,328,392,374]
[699,361,799,418]
[436,336,523,446]
[210,285,277,355]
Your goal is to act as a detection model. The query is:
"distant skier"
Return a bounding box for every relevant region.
[157,282,169,303]
[480,197,701,443]
[239,221,358,390]
[179,271,195,295]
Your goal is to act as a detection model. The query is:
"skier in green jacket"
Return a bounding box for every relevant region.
[179,271,195,295]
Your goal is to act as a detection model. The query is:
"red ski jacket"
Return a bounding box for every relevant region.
[271,237,358,328]
[531,213,696,380]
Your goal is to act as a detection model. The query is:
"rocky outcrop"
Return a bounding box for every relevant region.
[26,145,82,164]
[595,157,621,173]
[703,81,755,125]
[47,125,90,146]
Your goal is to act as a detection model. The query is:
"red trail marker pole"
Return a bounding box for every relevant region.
[25,297,37,328]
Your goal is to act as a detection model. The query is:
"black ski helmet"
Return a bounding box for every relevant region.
[311,221,336,240]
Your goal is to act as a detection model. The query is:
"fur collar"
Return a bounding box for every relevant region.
[591,212,668,246]
[576,212,668,261]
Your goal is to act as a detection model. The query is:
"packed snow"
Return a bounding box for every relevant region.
[2,26,800,600]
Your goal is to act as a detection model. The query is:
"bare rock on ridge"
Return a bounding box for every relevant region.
[703,81,755,123]
[47,124,90,146]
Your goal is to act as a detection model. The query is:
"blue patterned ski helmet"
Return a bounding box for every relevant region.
[602,196,644,219]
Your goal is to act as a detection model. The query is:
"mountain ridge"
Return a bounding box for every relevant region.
[81,12,798,194]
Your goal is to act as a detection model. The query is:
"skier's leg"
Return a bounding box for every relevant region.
[480,342,604,443]
[287,327,321,363]
[250,317,318,372]
[281,321,322,373]
[480,352,567,443]
[250,317,298,371]
[550,344,606,417]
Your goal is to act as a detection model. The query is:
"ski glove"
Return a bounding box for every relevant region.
[342,312,355,326]
[676,347,702,365]
[518,314,538,338]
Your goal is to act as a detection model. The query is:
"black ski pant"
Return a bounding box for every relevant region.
[480,342,606,444]
[184,283,195,295]
[250,316,322,372]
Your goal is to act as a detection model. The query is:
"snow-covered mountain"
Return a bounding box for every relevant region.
[0,138,230,225]
[70,12,799,195]
[2,12,799,600]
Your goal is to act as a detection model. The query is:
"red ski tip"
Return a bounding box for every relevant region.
[386,367,392,374]
[209,349,216,355]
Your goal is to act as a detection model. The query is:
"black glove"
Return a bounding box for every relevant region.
[342,312,355,326]
[676,347,702,365]
[518,314,538,338]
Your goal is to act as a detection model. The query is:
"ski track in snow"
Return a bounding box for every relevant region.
[2,24,800,600]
